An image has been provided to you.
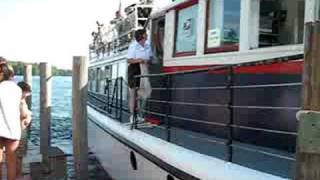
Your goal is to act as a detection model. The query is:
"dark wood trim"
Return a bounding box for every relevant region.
[204,0,239,54]
[175,51,196,57]
[173,1,198,58]
[88,107,200,180]
[204,0,210,53]
[161,58,304,74]
[170,0,199,11]
[205,44,239,54]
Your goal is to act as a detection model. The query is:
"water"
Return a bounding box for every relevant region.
[15,76,111,179]
[15,76,73,152]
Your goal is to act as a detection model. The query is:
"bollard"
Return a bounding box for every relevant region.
[40,63,52,163]
[72,56,88,179]
[295,21,320,180]
[24,64,32,109]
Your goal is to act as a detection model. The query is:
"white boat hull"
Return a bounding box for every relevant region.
[87,106,289,180]
[88,119,179,180]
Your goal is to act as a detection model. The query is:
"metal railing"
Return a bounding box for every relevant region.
[88,77,128,122]
[87,54,303,177]
[131,55,302,164]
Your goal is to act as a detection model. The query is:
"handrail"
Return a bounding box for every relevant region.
[131,55,301,168]
[88,54,302,177]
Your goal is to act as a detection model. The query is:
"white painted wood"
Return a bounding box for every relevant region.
[88,106,289,180]
[164,44,303,67]
[240,0,260,51]
[196,0,208,56]
[88,121,180,180]
[72,56,89,180]
[24,64,32,108]
[90,54,127,68]
[305,0,320,22]
[164,10,176,60]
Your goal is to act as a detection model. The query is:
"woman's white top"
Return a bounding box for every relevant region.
[0,81,22,140]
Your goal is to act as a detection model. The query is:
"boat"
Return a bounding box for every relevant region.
[87,0,310,179]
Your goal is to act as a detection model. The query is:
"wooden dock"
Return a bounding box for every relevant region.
[0,57,111,180]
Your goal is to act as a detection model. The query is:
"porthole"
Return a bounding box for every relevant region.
[167,174,175,180]
[130,151,138,170]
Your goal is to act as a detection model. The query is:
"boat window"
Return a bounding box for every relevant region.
[104,66,111,80]
[118,62,127,79]
[137,7,153,28]
[112,64,118,79]
[167,175,175,180]
[152,17,165,61]
[258,0,305,47]
[174,3,198,57]
[89,69,94,91]
[205,0,240,53]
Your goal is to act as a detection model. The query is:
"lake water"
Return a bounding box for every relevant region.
[16,76,73,151]
[15,76,111,179]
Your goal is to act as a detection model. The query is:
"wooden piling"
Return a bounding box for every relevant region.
[295,21,320,180]
[24,64,32,108]
[40,63,52,162]
[72,56,88,179]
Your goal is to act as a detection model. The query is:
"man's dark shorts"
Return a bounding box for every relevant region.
[128,64,140,89]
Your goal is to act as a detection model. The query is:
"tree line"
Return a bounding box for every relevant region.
[9,61,72,76]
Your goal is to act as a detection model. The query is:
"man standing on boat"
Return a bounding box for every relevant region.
[127,29,152,124]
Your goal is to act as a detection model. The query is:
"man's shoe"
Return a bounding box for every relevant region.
[137,116,145,123]
[129,115,134,124]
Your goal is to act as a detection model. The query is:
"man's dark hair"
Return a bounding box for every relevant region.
[18,81,31,93]
[134,29,146,42]
[0,63,13,81]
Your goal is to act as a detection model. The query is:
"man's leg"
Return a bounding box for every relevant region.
[137,98,146,122]
[128,88,136,123]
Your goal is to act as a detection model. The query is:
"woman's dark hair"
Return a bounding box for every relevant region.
[0,63,14,81]
[18,81,31,93]
[134,29,146,42]
[0,57,7,65]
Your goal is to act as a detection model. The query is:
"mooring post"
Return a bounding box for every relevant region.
[24,63,32,109]
[295,21,320,180]
[40,62,52,163]
[72,56,88,179]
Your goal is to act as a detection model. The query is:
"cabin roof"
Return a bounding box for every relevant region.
[150,0,193,19]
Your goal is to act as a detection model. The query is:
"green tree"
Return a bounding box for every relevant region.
[8,61,72,76]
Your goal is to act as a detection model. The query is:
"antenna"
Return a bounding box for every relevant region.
[118,0,122,15]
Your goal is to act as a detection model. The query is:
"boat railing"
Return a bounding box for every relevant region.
[130,54,303,177]
[88,77,129,122]
[87,54,303,177]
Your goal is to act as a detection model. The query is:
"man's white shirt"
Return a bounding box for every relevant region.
[127,40,153,61]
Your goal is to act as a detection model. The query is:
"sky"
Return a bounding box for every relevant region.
[0,0,171,69]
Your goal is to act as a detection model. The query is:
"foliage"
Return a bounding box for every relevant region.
[8,61,72,76]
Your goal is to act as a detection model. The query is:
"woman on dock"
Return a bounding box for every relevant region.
[0,63,23,180]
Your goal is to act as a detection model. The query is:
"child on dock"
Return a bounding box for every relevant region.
[16,81,32,178]
[17,81,32,129]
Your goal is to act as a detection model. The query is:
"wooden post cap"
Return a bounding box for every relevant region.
[297,111,320,154]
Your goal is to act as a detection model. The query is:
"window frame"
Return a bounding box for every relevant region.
[204,0,240,54]
[173,0,199,57]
